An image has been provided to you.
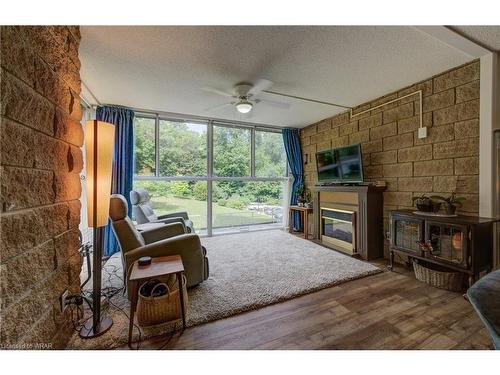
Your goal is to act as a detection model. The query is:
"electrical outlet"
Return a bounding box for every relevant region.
[60,290,69,312]
[418,126,428,139]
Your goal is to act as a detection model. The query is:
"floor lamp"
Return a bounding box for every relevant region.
[80,120,115,338]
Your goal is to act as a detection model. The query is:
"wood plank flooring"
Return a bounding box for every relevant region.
[120,260,492,350]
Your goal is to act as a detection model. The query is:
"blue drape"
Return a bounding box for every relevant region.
[282,128,304,231]
[96,106,135,256]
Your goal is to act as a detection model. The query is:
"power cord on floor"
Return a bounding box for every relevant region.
[76,261,144,349]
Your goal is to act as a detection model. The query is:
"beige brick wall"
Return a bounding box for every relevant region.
[1,26,83,349]
[301,61,480,255]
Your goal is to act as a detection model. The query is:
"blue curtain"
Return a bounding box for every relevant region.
[282,128,304,231]
[96,106,135,256]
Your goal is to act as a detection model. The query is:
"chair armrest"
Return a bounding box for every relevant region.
[155,216,187,229]
[140,222,186,244]
[125,234,202,272]
[158,211,189,220]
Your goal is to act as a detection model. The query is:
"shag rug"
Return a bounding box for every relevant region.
[68,230,380,349]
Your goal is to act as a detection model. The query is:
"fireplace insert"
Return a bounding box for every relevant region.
[321,207,356,255]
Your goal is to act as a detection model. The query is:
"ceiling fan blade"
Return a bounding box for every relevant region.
[258,98,290,109]
[204,102,233,112]
[201,87,234,98]
[248,79,273,95]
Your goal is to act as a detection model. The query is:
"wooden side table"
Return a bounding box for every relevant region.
[289,205,313,239]
[127,255,187,347]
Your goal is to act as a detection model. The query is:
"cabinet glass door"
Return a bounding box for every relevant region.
[426,222,467,267]
[393,218,422,255]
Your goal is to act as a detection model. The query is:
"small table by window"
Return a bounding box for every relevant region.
[289,205,313,239]
[127,255,187,347]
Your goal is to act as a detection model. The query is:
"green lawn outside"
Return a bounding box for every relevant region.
[149,195,277,230]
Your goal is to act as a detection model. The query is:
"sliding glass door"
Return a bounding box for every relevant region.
[133,114,288,236]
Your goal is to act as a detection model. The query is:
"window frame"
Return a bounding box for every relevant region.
[133,112,289,236]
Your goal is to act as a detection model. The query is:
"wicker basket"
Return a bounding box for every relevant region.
[412,259,464,292]
[136,275,188,327]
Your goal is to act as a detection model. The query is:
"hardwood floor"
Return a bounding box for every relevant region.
[121,260,492,350]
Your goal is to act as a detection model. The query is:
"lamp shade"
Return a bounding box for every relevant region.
[85,120,115,228]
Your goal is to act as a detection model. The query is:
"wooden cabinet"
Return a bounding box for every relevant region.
[389,210,499,286]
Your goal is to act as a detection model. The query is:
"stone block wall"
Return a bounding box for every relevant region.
[1,26,83,349]
[301,61,480,255]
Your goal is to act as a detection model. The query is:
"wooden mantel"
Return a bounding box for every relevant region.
[311,184,386,260]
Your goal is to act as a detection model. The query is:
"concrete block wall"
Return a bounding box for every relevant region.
[301,60,480,254]
[0,26,83,349]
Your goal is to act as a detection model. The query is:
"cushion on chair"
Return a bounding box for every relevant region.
[110,194,146,253]
[113,218,146,252]
[129,190,141,205]
[110,194,129,220]
[185,219,194,233]
[130,189,159,223]
[130,188,150,204]
[141,204,158,222]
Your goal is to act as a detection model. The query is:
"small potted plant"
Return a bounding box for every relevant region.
[430,193,466,215]
[295,183,305,207]
[304,189,312,208]
[412,194,441,213]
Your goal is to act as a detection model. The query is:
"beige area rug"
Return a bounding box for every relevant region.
[68,230,380,349]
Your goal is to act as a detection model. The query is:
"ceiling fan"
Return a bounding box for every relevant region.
[202,79,290,114]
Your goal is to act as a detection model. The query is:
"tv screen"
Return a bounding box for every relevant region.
[316,144,364,184]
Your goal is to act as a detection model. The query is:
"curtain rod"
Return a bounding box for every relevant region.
[97,104,297,131]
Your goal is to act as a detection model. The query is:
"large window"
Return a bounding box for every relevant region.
[255,130,287,178]
[213,125,251,177]
[134,117,156,176]
[212,181,284,234]
[159,120,207,176]
[133,114,288,236]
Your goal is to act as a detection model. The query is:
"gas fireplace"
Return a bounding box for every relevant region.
[321,207,356,255]
[312,185,385,260]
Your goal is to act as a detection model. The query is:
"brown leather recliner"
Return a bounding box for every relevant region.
[109,194,209,295]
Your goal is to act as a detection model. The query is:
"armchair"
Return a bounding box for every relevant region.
[130,188,195,233]
[109,194,209,295]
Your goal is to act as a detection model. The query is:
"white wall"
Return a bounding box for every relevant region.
[479,52,498,218]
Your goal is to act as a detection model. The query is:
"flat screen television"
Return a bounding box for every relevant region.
[316,144,364,184]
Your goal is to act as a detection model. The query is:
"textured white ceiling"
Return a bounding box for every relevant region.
[450,26,500,51]
[80,26,474,128]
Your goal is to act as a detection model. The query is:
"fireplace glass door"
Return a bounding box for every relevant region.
[321,208,356,254]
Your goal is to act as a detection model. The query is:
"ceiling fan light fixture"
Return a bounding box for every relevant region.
[236,101,253,113]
